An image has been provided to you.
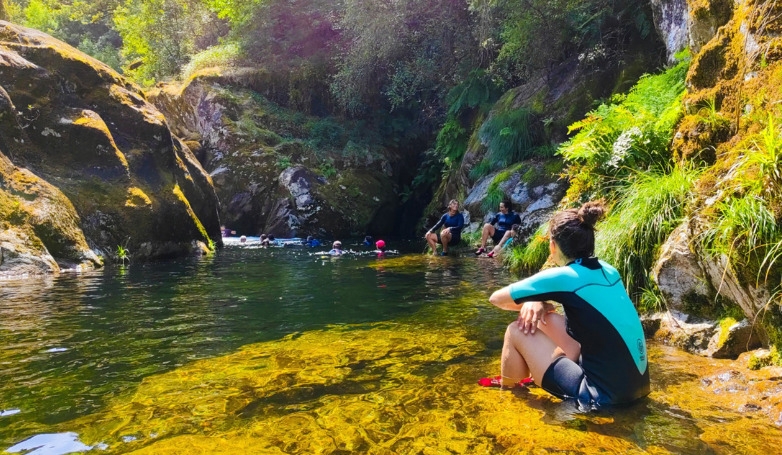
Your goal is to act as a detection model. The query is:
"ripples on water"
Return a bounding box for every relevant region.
[1,242,781,454]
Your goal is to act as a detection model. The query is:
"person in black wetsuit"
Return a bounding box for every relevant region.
[476,200,522,257]
[483,200,650,410]
[424,199,465,256]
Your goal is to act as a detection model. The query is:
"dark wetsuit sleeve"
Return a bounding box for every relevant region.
[429,214,447,232]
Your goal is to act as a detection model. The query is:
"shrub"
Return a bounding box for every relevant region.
[478,107,540,170]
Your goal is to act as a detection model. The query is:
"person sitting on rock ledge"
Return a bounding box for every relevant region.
[424,199,464,256]
[475,200,521,258]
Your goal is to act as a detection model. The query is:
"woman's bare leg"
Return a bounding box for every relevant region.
[440,230,452,253]
[480,224,495,249]
[500,322,560,387]
[538,312,580,362]
[425,232,439,255]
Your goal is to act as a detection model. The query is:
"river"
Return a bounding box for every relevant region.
[1,241,781,454]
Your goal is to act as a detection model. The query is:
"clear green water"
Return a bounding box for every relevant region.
[1,243,781,454]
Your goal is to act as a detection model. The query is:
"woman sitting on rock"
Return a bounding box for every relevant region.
[424,199,464,256]
[481,200,650,410]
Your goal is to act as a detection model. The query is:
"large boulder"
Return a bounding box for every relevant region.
[652,221,714,313]
[650,0,690,63]
[147,72,400,238]
[0,21,221,275]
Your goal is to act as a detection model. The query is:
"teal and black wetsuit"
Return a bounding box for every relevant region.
[509,257,650,408]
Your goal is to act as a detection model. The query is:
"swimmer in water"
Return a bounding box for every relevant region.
[328,241,344,256]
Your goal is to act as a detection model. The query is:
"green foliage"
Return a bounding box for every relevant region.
[22,0,62,34]
[78,35,123,71]
[596,166,699,298]
[482,184,505,213]
[744,114,782,195]
[446,69,503,116]
[116,244,130,265]
[637,286,666,313]
[487,0,653,85]
[332,0,478,114]
[275,154,291,170]
[506,223,550,274]
[181,43,240,80]
[479,107,541,172]
[699,113,782,293]
[748,345,781,370]
[318,159,337,179]
[702,195,782,285]
[480,165,522,211]
[469,158,494,180]
[114,0,226,84]
[309,118,347,150]
[206,0,262,28]
[435,117,468,170]
[560,57,689,198]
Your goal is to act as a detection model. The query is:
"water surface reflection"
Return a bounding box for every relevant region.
[1,244,780,453]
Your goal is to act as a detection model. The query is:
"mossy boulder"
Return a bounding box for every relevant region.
[0,21,221,275]
[147,72,400,238]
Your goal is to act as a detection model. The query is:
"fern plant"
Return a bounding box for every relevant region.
[559,57,689,199]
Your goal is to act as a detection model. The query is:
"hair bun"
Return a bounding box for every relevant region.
[578,200,606,227]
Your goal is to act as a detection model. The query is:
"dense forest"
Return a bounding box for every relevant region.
[1,0,657,161]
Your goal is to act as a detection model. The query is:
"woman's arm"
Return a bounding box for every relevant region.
[489,287,552,334]
[427,214,446,233]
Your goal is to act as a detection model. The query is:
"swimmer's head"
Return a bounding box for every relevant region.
[333,241,342,249]
[239,235,247,243]
[375,239,386,250]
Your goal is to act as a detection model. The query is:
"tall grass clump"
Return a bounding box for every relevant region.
[702,196,782,284]
[481,165,522,212]
[701,112,782,291]
[506,223,550,275]
[559,56,689,200]
[596,165,699,298]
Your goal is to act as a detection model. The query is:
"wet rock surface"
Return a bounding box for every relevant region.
[0,22,221,275]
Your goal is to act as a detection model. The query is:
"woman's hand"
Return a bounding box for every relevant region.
[517,301,547,334]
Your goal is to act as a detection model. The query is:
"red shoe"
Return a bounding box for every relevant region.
[478,375,502,387]
[478,376,534,387]
[475,247,486,256]
[487,251,495,258]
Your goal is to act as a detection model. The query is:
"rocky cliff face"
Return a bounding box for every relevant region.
[147,72,400,238]
[650,0,782,353]
[0,21,221,277]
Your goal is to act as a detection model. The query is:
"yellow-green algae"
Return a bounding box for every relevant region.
[37,272,780,455]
